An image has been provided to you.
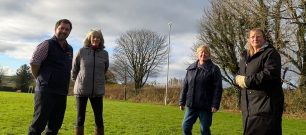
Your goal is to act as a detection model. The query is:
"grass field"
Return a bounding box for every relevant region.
[0,91,305,135]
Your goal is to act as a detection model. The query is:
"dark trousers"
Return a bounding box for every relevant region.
[28,92,67,135]
[75,97,104,128]
[182,107,212,135]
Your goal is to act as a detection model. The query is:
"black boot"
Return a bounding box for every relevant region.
[75,127,84,135]
[94,127,104,135]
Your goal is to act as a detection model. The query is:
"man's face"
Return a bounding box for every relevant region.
[55,23,71,41]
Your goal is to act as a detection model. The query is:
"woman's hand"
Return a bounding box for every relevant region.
[211,107,218,113]
[235,75,247,88]
[179,105,185,111]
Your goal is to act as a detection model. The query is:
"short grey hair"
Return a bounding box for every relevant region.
[196,44,211,56]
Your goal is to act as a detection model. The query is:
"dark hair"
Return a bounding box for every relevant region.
[55,19,72,30]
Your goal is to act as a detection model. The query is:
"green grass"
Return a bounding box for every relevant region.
[0,92,305,135]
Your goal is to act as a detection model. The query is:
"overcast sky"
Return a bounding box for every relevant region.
[0,0,209,84]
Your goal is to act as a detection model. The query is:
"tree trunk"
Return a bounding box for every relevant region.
[299,73,306,93]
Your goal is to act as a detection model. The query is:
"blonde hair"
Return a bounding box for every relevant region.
[84,29,105,48]
[247,28,266,56]
[196,45,211,56]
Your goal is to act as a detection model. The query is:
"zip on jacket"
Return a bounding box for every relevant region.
[91,49,96,97]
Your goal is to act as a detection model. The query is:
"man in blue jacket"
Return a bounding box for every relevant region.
[28,19,73,135]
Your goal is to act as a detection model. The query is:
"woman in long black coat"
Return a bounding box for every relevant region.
[235,28,284,135]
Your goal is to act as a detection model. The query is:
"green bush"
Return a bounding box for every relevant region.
[0,86,16,92]
[284,90,306,114]
[221,87,240,110]
[104,84,306,115]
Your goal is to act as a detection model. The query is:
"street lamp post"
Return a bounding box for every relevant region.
[165,22,172,105]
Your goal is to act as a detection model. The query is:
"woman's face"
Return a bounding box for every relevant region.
[249,30,265,49]
[91,35,101,46]
[197,50,210,62]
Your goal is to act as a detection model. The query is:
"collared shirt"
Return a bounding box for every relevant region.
[30,36,68,65]
[30,41,48,65]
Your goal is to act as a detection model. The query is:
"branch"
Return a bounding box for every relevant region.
[282,79,298,89]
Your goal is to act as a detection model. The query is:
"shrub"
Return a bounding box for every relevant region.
[104,84,181,105]
[105,84,129,100]
[221,87,240,110]
[284,90,306,114]
[0,86,16,92]
[104,84,306,115]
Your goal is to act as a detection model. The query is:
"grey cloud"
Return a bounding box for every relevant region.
[31,0,206,36]
[0,0,209,82]
[0,0,25,15]
[0,41,17,53]
[1,0,207,40]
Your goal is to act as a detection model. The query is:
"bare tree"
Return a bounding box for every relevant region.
[198,0,290,108]
[113,29,168,93]
[198,0,250,86]
[279,0,306,91]
[0,66,7,86]
[199,0,297,87]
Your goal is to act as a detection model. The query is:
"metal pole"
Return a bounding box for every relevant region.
[124,65,127,100]
[165,22,172,105]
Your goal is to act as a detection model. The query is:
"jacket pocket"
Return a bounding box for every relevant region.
[247,90,272,116]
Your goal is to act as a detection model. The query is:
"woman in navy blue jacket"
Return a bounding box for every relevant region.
[179,45,223,135]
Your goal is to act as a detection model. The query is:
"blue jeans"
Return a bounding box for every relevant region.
[182,107,212,135]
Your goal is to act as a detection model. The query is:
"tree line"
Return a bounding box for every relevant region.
[0,65,33,92]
